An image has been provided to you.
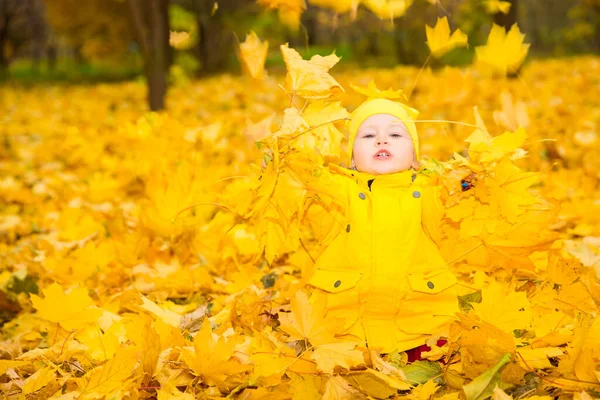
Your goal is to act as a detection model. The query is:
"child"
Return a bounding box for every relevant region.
[288,98,460,356]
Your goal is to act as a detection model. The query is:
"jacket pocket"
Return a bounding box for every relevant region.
[308,269,363,332]
[309,269,363,293]
[407,269,456,294]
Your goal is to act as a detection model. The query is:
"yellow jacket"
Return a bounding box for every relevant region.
[290,160,459,353]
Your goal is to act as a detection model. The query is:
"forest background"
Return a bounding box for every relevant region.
[2,0,600,109]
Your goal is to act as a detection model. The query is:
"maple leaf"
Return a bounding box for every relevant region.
[180,319,251,385]
[30,282,103,330]
[362,0,414,20]
[21,366,57,395]
[0,360,29,375]
[323,375,363,399]
[516,346,563,369]
[157,382,194,400]
[408,379,440,400]
[238,31,268,80]
[426,16,468,58]
[466,126,528,163]
[138,295,182,328]
[278,290,344,346]
[56,208,102,242]
[472,281,532,334]
[310,341,365,374]
[484,0,512,15]
[493,92,530,131]
[245,114,275,143]
[247,336,295,386]
[475,23,530,75]
[297,101,350,156]
[344,368,412,397]
[486,157,539,223]
[256,0,306,31]
[77,348,139,399]
[350,80,407,101]
[280,44,343,99]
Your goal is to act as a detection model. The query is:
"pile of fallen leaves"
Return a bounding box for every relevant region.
[1,41,600,399]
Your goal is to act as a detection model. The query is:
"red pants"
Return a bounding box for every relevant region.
[405,339,447,362]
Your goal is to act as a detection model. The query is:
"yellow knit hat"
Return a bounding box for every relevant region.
[347,98,420,166]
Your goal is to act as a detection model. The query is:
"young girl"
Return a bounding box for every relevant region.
[288,98,459,356]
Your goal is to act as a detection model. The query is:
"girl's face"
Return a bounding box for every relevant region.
[352,113,416,175]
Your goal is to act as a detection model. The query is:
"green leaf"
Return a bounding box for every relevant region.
[458,290,482,311]
[463,352,512,400]
[399,361,442,385]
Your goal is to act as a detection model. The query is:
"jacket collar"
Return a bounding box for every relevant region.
[330,164,417,189]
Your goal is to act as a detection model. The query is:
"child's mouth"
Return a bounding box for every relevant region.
[373,150,392,160]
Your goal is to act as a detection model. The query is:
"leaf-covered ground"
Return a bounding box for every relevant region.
[1,55,600,399]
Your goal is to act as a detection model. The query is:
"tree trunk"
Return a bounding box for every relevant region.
[148,0,170,110]
[128,0,171,111]
[0,1,10,73]
[191,0,232,75]
[47,43,57,70]
[494,0,519,29]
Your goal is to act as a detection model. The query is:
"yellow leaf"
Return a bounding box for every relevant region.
[280,44,343,99]
[472,281,532,334]
[139,295,182,328]
[239,31,269,80]
[408,379,440,400]
[56,208,102,242]
[345,368,412,397]
[245,114,275,143]
[257,0,306,31]
[247,335,295,386]
[515,346,563,369]
[0,360,29,375]
[30,282,103,330]
[21,366,56,395]
[493,92,530,131]
[475,23,530,75]
[484,0,511,15]
[157,381,194,400]
[426,17,468,58]
[362,0,414,20]
[78,348,138,399]
[491,386,513,400]
[350,80,407,101]
[311,341,365,374]
[278,290,343,346]
[323,375,363,399]
[288,372,324,399]
[180,319,251,385]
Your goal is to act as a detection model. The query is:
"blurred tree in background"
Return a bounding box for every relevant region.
[1,0,600,110]
[44,0,134,61]
[0,0,46,74]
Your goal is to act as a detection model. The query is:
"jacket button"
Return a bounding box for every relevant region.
[346,224,351,233]
[358,192,366,200]
[427,281,434,289]
[412,190,421,198]
[334,280,342,288]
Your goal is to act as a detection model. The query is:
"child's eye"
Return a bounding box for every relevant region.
[362,133,375,138]
[390,133,403,138]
